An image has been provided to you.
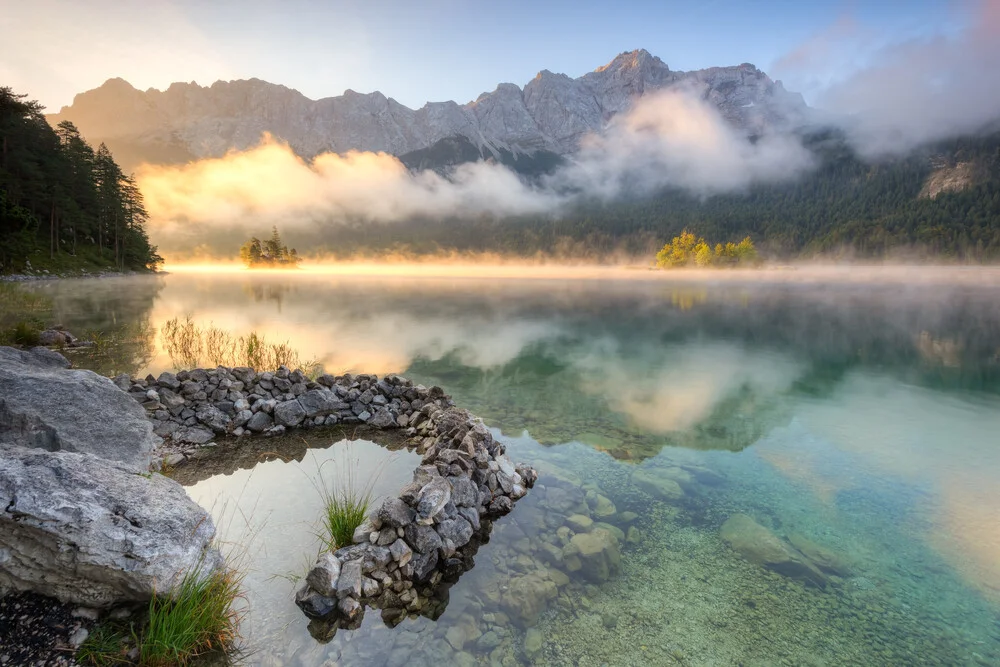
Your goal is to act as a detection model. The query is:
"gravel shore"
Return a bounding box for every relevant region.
[0,592,94,666]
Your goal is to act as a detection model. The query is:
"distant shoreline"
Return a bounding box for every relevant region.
[153,262,1000,287]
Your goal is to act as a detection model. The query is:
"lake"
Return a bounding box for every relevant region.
[27,267,1000,666]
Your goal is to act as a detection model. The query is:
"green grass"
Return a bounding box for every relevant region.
[78,564,245,667]
[0,282,51,346]
[139,566,244,667]
[313,452,384,551]
[0,320,42,347]
[321,484,374,551]
[77,622,135,666]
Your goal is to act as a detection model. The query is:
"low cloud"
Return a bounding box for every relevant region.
[138,89,814,256]
[553,89,814,197]
[776,0,1000,155]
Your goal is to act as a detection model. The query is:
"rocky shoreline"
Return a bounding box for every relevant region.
[0,269,150,283]
[1,348,540,662]
[116,363,539,635]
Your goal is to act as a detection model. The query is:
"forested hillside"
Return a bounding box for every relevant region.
[308,130,1000,262]
[0,87,161,274]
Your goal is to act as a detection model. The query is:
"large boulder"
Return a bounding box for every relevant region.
[0,444,221,606]
[0,347,156,470]
[720,514,827,587]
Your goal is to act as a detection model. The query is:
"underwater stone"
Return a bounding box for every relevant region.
[569,528,621,583]
[566,514,594,532]
[500,573,558,627]
[591,494,616,519]
[788,532,852,576]
[631,468,685,501]
[720,514,828,588]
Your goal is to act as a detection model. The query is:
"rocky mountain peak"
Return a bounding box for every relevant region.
[48,49,811,171]
[593,48,668,74]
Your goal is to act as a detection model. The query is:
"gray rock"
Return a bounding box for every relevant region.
[245,411,272,432]
[0,444,220,606]
[295,584,336,618]
[369,407,396,429]
[153,421,180,438]
[306,553,341,598]
[450,477,478,507]
[297,389,338,418]
[173,426,214,445]
[403,523,443,554]
[273,399,306,427]
[0,346,157,470]
[415,477,451,525]
[195,406,229,434]
[436,517,473,548]
[156,372,180,390]
[389,538,412,566]
[377,497,415,528]
[409,548,439,582]
[335,560,363,598]
[233,409,253,427]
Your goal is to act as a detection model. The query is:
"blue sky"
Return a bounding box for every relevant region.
[0,0,973,111]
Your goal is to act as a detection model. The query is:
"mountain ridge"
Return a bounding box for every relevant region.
[47,49,809,171]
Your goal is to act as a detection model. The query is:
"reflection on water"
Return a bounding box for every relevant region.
[183,438,421,661]
[33,271,1000,665]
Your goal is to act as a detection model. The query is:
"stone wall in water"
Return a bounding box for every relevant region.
[120,365,539,632]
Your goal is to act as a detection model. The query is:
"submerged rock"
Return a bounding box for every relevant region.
[0,444,220,606]
[631,468,685,501]
[720,514,827,587]
[0,347,156,470]
[788,532,852,576]
[568,528,622,583]
[501,573,558,626]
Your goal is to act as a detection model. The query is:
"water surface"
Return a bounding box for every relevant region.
[30,269,1000,666]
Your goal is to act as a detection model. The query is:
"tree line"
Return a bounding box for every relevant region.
[0,86,161,274]
[300,128,1000,263]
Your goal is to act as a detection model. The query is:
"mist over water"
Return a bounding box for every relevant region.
[31,269,1000,665]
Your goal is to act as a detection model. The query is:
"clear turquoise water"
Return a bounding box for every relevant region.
[32,271,1000,666]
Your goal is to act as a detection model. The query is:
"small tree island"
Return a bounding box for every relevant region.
[656,231,760,268]
[239,227,300,268]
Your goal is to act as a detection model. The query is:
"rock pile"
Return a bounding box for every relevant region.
[117,363,539,629]
[119,366,461,464]
[295,407,538,631]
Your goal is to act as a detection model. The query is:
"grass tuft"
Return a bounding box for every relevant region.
[10,319,42,346]
[160,315,320,374]
[312,449,387,551]
[139,566,245,667]
[76,622,135,666]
